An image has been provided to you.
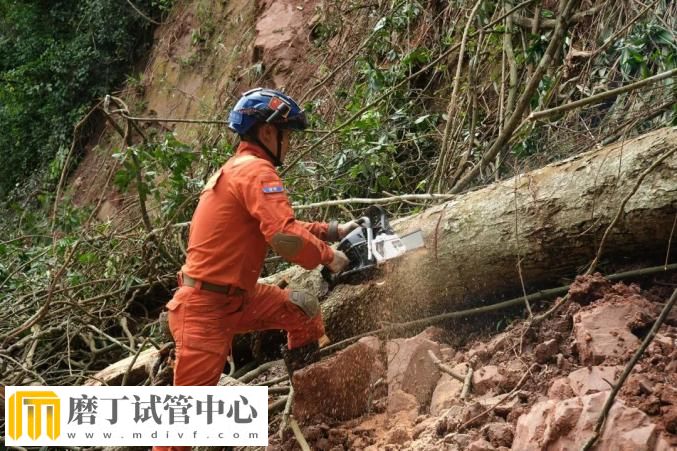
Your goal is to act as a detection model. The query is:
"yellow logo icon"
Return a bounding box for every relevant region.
[8,391,61,440]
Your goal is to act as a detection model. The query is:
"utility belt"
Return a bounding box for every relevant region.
[177,272,246,296]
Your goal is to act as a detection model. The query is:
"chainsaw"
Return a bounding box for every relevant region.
[321,205,425,286]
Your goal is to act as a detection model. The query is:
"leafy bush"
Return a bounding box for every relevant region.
[0,0,170,196]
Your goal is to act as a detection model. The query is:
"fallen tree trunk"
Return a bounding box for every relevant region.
[266,127,677,340]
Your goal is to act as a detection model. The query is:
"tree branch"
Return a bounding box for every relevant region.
[529,68,677,121]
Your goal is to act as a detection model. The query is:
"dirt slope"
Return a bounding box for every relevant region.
[67,0,328,220]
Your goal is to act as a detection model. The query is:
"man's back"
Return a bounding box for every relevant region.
[181,148,270,292]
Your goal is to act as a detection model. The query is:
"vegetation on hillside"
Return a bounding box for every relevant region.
[0,0,171,195]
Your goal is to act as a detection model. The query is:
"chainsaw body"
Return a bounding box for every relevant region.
[321,205,420,286]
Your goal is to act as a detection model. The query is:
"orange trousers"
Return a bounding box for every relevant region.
[152,283,324,451]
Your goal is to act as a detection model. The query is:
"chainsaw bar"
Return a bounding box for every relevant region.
[399,229,425,252]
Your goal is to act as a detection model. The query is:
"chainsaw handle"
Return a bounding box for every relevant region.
[355,216,369,226]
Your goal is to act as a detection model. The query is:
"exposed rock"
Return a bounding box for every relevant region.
[486,332,510,355]
[386,427,411,445]
[556,353,572,372]
[412,417,436,439]
[512,392,659,450]
[358,336,385,380]
[460,401,490,428]
[387,389,420,422]
[568,273,612,305]
[473,365,506,395]
[566,366,619,396]
[482,422,514,448]
[548,377,576,400]
[468,438,497,451]
[502,360,528,389]
[467,343,491,364]
[477,394,521,417]
[444,432,472,448]
[254,0,307,87]
[656,434,676,451]
[387,334,441,406]
[534,338,559,363]
[293,340,379,422]
[664,404,677,434]
[438,405,465,434]
[430,363,467,415]
[573,297,653,365]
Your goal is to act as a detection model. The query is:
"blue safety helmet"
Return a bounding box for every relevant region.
[228,88,308,136]
[227,88,308,166]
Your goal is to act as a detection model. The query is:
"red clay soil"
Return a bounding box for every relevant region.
[268,273,677,450]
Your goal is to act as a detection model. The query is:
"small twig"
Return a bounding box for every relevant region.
[118,113,229,125]
[124,0,161,25]
[581,288,677,451]
[461,367,474,400]
[269,396,289,414]
[289,418,312,451]
[86,324,136,354]
[459,363,536,430]
[0,352,47,385]
[590,0,660,58]
[24,325,41,370]
[268,386,291,395]
[119,317,136,351]
[428,350,465,382]
[238,359,282,384]
[279,385,295,440]
[261,374,290,386]
[122,337,151,386]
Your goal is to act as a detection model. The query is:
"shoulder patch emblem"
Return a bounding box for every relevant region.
[262,182,285,194]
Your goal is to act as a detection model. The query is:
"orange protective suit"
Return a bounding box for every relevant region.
[152,141,335,451]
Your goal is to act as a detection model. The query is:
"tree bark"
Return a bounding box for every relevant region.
[265,128,677,340]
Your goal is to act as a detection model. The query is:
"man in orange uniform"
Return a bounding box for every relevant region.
[153,88,354,451]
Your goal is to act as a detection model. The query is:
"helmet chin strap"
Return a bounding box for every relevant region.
[253,129,284,167]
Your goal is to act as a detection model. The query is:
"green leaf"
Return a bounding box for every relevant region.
[374,17,387,32]
[414,114,431,125]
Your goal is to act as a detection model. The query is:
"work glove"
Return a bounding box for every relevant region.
[327,250,350,273]
[338,220,360,240]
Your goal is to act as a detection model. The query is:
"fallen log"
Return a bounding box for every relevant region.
[85,348,161,386]
[265,127,677,340]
